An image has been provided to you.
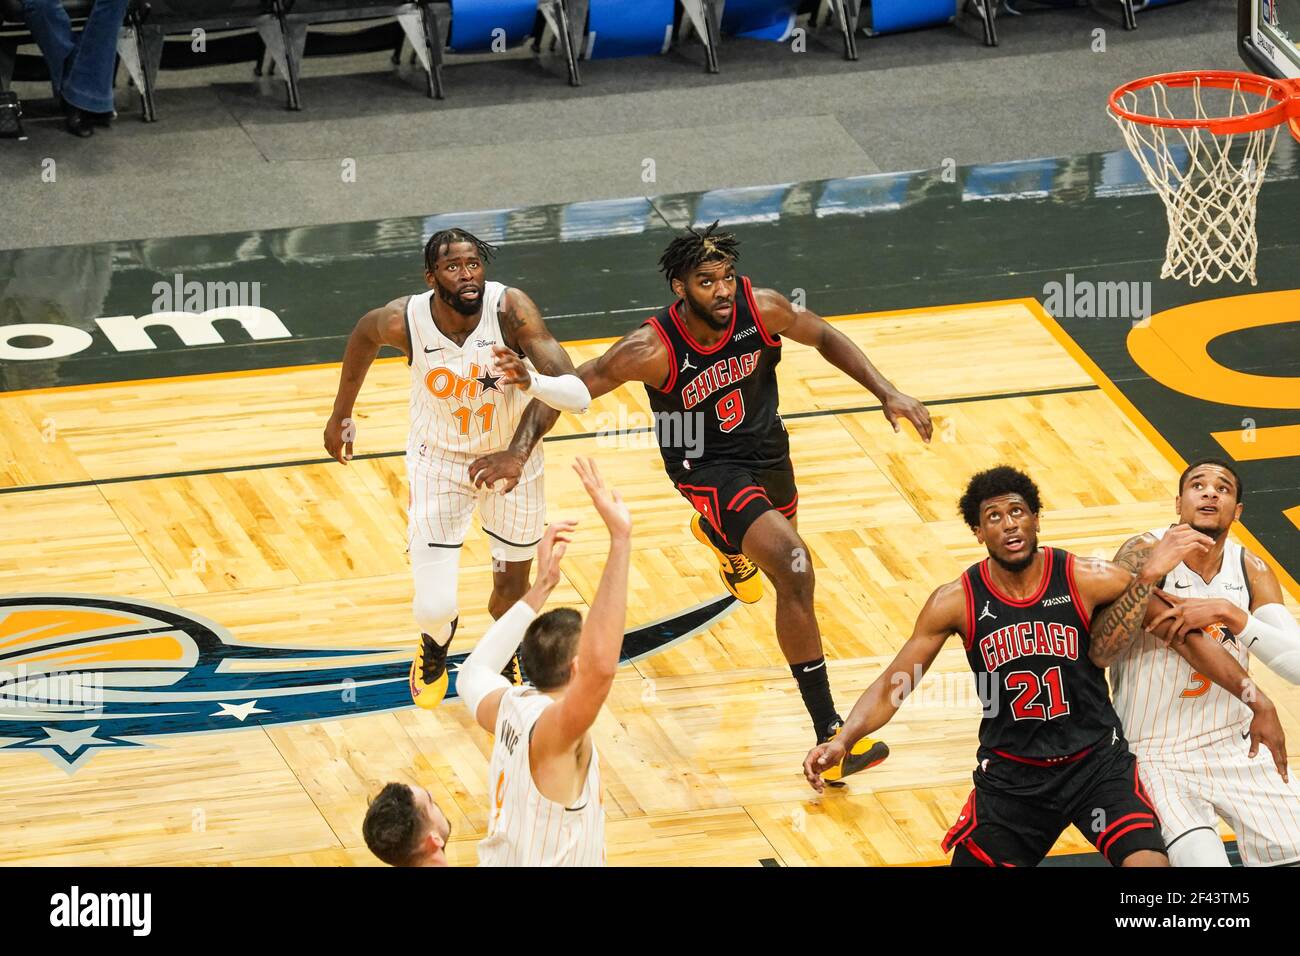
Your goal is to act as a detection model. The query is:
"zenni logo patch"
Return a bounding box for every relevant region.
[0,593,734,773]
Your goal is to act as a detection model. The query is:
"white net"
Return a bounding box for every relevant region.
[1110,77,1282,286]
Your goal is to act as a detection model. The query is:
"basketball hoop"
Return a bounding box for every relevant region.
[1108,70,1300,286]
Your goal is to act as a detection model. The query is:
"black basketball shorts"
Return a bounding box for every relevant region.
[942,735,1166,867]
[674,457,798,554]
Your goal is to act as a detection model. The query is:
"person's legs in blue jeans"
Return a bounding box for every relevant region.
[19,0,77,102]
[61,0,128,113]
[22,0,128,114]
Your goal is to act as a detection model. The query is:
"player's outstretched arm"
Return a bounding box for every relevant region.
[532,458,631,759]
[492,288,590,414]
[1087,527,1214,667]
[751,287,933,443]
[324,297,410,464]
[803,581,962,792]
[1241,550,1300,684]
[457,521,575,733]
[468,289,581,492]
[1148,611,1290,781]
[1154,553,1300,685]
[574,325,669,400]
[1165,552,1300,677]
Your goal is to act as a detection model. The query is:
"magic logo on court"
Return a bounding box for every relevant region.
[0,593,733,773]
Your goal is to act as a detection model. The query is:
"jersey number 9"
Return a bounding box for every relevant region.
[715,389,746,433]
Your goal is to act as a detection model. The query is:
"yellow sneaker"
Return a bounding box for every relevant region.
[818,721,890,786]
[690,513,763,604]
[409,619,454,710]
[501,654,523,687]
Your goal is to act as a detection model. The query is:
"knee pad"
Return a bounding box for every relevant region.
[1167,827,1231,867]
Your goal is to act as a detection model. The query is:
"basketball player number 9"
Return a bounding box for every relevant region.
[716,389,745,433]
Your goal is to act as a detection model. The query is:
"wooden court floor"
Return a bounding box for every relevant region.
[2,298,1298,867]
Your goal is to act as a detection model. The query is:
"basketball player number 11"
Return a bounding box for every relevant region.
[453,404,495,435]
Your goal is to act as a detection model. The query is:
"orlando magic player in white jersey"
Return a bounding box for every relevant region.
[457,457,628,866]
[324,229,591,709]
[1108,459,1300,866]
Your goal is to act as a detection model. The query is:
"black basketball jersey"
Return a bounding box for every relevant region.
[642,276,789,480]
[960,548,1123,762]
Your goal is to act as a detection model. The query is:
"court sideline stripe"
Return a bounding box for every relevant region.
[0,383,1098,496]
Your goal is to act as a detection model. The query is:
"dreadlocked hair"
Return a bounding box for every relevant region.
[423,228,498,272]
[657,220,740,285]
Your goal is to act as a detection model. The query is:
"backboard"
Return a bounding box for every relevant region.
[1241,0,1300,78]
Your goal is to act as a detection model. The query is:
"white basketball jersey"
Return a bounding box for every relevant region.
[406,283,536,461]
[476,687,605,867]
[1111,527,1253,755]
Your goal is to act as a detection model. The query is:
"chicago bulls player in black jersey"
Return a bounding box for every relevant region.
[805,466,1213,866]
[563,222,932,780]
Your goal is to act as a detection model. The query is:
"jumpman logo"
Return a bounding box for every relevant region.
[680,354,696,373]
[978,601,996,622]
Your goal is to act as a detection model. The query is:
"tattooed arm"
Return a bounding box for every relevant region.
[1087,526,1213,667]
[1088,533,1159,668]
[468,288,578,492]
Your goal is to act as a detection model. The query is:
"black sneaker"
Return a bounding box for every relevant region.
[818,719,890,787]
[409,616,456,710]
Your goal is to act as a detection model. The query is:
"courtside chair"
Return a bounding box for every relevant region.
[278,1,451,102]
[810,0,996,58]
[719,0,799,41]
[287,0,578,104]
[1003,0,1136,32]
[676,0,721,72]
[577,0,674,60]
[122,0,293,120]
[533,0,581,83]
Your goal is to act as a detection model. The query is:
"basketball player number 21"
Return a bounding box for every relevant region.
[452,404,494,435]
[1004,666,1071,721]
[716,389,745,433]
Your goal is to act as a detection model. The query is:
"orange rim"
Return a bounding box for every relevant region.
[1109,70,1300,136]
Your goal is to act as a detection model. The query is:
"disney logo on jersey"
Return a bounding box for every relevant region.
[681,350,762,410]
[424,362,502,400]
[979,621,1081,672]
